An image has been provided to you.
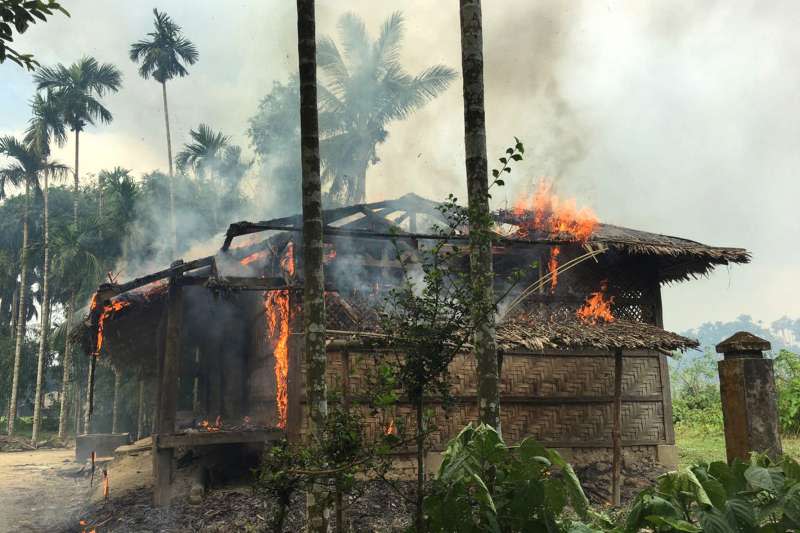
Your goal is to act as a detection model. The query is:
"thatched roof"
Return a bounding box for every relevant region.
[496,312,699,353]
[586,224,749,283]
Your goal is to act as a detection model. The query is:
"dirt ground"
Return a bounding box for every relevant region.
[0,448,89,532]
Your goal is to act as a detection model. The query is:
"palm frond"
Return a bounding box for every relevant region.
[374,11,404,69]
[338,12,370,67]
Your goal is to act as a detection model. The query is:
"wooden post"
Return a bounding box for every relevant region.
[286,289,304,442]
[137,375,145,441]
[612,349,623,506]
[192,346,200,416]
[112,366,121,434]
[153,269,183,506]
[74,383,81,436]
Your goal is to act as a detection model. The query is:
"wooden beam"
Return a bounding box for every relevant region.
[153,272,183,507]
[155,429,283,449]
[612,349,623,506]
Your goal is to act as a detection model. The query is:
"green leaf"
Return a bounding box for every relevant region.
[499,157,507,164]
[495,179,504,186]
[745,465,775,492]
[506,147,514,154]
[723,497,757,529]
[511,153,523,161]
[492,169,499,178]
[646,515,702,532]
[698,508,737,533]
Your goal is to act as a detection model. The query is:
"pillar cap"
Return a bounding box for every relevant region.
[716,331,771,354]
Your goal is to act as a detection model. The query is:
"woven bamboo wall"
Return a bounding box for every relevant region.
[293,348,673,455]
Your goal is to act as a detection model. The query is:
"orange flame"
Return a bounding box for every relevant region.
[265,289,290,429]
[548,247,561,292]
[513,180,599,290]
[240,250,269,266]
[385,419,397,436]
[576,281,615,324]
[94,300,130,357]
[199,417,222,432]
[323,243,337,264]
[102,469,109,500]
[280,242,295,277]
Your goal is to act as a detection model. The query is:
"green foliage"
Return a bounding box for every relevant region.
[623,454,800,532]
[255,404,392,533]
[0,0,69,70]
[671,348,800,436]
[33,56,122,133]
[129,8,198,84]
[423,424,590,533]
[774,349,800,434]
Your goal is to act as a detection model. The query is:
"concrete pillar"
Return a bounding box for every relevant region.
[717,331,782,462]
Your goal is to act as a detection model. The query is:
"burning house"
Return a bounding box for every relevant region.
[72,189,749,503]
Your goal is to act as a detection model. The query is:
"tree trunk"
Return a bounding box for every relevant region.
[161,80,177,256]
[84,357,96,434]
[459,0,501,431]
[297,1,329,530]
[7,180,31,437]
[112,367,121,434]
[415,395,426,533]
[73,129,80,225]
[32,171,51,444]
[57,292,75,439]
[75,383,81,435]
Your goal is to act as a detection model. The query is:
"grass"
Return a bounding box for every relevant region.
[0,415,61,442]
[675,424,800,467]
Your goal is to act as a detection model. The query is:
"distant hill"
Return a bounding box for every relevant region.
[680,314,800,355]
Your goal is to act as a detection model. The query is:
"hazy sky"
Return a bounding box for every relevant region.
[1,1,798,334]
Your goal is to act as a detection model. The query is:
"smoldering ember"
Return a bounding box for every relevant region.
[2,2,798,533]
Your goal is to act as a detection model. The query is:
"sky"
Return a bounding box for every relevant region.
[1,0,798,333]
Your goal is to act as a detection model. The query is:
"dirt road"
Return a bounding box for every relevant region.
[0,448,89,532]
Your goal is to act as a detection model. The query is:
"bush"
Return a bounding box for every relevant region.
[423,424,591,533]
[623,454,800,532]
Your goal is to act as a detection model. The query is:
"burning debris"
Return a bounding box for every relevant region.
[265,290,290,429]
[511,180,599,292]
[576,280,615,324]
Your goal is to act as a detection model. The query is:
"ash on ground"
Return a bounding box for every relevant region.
[63,480,415,532]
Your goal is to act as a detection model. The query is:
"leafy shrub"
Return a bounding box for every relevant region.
[775,350,800,435]
[624,454,800,532]
[423,423,591,533]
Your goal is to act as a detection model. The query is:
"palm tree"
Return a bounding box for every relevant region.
[130,8,199,253]
[33,56,122,225]
[176,124,251,228]
[317,12,456,205]
[50,222,103,438]
[175,124,229,180]
[0,136,66,437]
[459,0,500,432]
[25,94,69,443]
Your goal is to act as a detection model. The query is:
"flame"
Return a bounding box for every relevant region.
[102,469,109,500]
[94,300,130,357]
[576,280,615,324]
[199,417,222,432]
[240,250,269,266]
[513,180,599,290]
[548,247,561,292]
[280,242,295,277]
[323,243,337,264]
[385,419,397,436]
[265,290,290,429]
